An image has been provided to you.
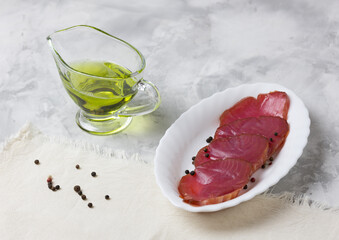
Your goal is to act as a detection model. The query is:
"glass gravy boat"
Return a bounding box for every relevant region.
[47,25,161,135]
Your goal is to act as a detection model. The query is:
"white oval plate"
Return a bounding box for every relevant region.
[154,82,310,212]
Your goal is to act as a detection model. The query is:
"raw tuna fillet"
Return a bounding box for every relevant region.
[178,159,252,206]
[219,91,290,126]
[194,134,269,172]
[215,116,289,157]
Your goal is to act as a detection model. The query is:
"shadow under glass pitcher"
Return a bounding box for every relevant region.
[47,25,161,135]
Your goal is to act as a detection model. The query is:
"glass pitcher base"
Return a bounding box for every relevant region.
[75,110,132,135]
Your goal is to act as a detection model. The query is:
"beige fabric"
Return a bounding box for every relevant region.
[0,125,338,240]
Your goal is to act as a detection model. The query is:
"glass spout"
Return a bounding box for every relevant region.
[47,25,146,76]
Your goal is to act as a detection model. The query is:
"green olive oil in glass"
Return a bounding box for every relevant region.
[63,61,138,116]
[47,25,161,135]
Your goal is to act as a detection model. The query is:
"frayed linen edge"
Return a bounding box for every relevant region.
[261,191,339,212]
[0,122,148,165]
[0,123,37,152]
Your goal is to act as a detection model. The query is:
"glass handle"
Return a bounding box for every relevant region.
[118,79,161,117]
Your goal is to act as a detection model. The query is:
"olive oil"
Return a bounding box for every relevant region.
[60,61,138,116]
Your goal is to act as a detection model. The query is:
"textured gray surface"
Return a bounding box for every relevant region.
[1,0,339,206]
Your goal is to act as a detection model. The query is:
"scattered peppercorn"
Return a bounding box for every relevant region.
[34,159,40,165]
[91,172,96,177]
[269,162,272,166]
[206,136,213,143]
[274,132,278,136]
[250,177,256,182]
[185,170,189,174]
[78,191,82,196]
[74,185,81,192]
[81,195,87,200]
[46,176,61,192]
[269,157,274,161]
[243,185,248,190]
[192,156,196,161]
[270,138,273,142]
[203,148,208,152]
[205,153,209,158]
[75,164,80,169]
[105,195,110,200]
[88,203,93,208]
[192,161,194,165]
[261,165,265,169]
[190,171,195,176]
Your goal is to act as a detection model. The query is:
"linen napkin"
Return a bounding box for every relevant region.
[0,124,338,240]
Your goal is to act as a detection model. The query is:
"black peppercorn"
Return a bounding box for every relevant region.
[105,195,110,200]
[205,153,209,158]
[203,148,208,152]
[274,132,278,136]
[81,195,87,200]
[206,136,213,143]
[55,185,60,190]
[269,157,274,161]
[192,156,196,160]
[76,164,80,169]
[185,170,189,174]
[88,203,93,208]
[91,172,96,177]
[261,165,265,169]
[78,191,82,196]
[270,138,273,142]
[34,159,40,165]
[74,185,81,192]
[243,185,248,190]
[190,171,195,176]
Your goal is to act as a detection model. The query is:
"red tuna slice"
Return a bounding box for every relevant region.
[194,134,269,172]
[178,159,252,206]
[257,91,290,120]
[219,91,290,126]
[215,116,289,157]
